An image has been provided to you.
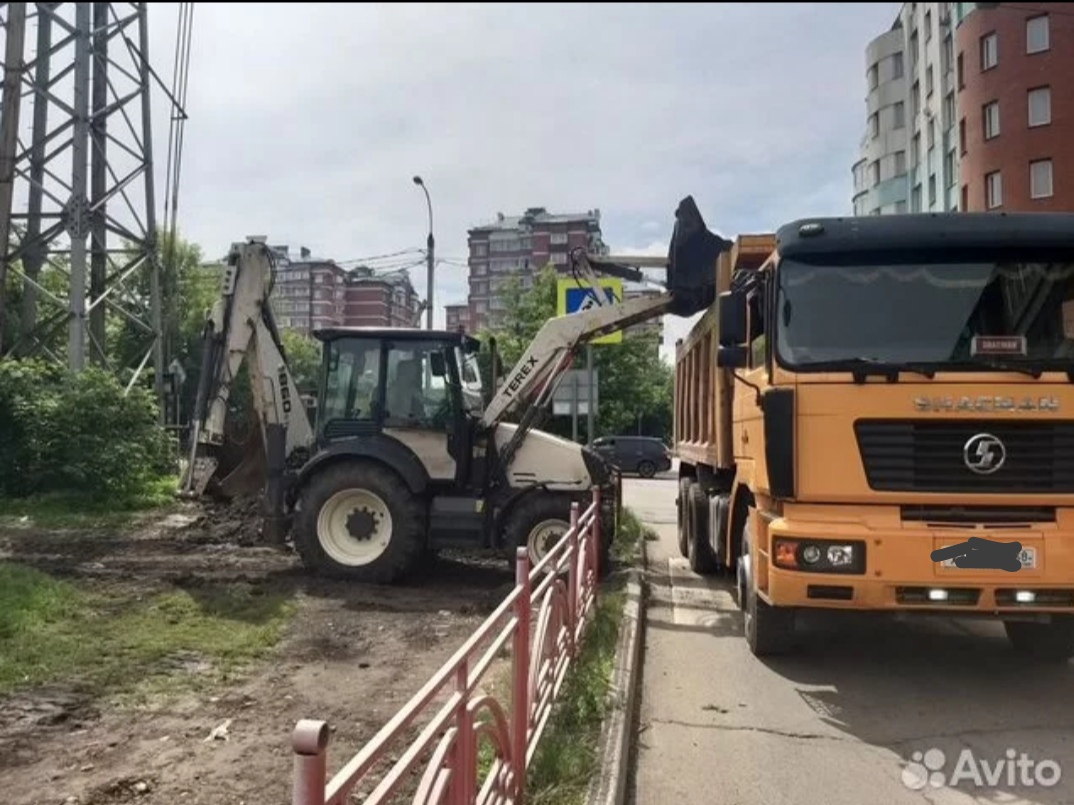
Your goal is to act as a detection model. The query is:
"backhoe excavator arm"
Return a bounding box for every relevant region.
[483,195,731,475]
[179,239,315,504]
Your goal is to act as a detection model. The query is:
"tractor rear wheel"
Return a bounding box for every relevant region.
[294,461,426,584]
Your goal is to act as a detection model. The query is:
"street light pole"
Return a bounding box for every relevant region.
[413,175,434,330]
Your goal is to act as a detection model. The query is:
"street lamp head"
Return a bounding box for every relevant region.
[412,175,424,186]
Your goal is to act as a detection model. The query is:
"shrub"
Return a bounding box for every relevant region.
[0,359,174,500]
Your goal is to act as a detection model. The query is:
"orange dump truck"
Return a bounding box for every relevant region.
[674,211,1074,659]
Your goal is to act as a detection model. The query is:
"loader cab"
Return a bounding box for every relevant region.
[311,327,487,488]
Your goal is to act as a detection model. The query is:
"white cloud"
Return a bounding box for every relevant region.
[129,1,898,332]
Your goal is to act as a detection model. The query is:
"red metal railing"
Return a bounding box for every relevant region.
[291,488,605,805]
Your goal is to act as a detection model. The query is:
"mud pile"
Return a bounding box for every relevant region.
[181,494,266,547]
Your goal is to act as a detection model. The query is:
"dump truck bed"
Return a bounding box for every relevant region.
[672,233,775,469]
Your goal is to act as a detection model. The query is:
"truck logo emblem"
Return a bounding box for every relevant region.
[963,433,1006,475]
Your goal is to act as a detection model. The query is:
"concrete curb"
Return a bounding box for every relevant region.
[585,537,649,805]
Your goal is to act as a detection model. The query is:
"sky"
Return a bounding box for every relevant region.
[142,1,902,361]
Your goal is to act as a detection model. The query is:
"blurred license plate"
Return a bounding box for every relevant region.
[942,546,1036,569]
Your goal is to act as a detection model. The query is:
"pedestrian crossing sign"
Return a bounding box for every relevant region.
[556,278,623,345]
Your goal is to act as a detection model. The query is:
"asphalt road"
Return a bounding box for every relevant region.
[624,473,1074,805]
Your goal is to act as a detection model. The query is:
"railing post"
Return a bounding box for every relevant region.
[512,546,532,802]
[567,501,580,658]
[452,660,475,803]
[292,719,330,805]
[591,486,602,583]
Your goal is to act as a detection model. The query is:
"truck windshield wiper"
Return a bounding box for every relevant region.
[807,357,936,384]
[957,358,1044,379]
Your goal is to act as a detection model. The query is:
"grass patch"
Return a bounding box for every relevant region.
[0,560,296,701]
[0,475,180,529]
[522,506,652,805]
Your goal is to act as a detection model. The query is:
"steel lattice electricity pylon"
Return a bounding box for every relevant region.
[0,2,190,415]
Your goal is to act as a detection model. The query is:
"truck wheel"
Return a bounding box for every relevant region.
[637,460,657,479]
[293,462,426,584]
[1004,617,1074,662]
[676,478,692,558]
[740,518,796,656]
[687,483,718,574]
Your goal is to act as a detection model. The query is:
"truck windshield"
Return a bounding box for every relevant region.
[774,257,1074,371]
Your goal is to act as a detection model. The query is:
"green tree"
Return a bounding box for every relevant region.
[280,328,322,395]
[477,265,674,442]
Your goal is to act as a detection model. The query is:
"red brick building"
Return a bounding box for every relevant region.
[956,3,1074,211]
[462,207,607,332]
[270,247,422,334]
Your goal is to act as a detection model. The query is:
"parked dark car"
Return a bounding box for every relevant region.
[589,435,672,478]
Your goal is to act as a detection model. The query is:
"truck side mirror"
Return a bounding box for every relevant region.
[718,291,747,346]
[716,345,748,369]
[430,351,447,378]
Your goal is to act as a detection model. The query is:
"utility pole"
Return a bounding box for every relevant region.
[412,175,434,330]
[586,344,595,442]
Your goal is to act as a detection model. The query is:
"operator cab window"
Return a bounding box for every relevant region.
[321,337,380,425]
[384,341,457,428]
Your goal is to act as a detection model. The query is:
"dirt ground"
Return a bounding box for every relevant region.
[0,500,518,805]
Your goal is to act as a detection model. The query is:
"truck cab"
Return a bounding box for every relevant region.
[676,211,1074,661]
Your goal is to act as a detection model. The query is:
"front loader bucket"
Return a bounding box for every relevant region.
[665,195,733,317]
[214,434,268,501]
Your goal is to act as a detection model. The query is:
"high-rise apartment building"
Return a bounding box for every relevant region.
[461,207,608,332]
[955,2,1074,211]
[853,2,961,216]
[270,246,422,335]
[853,2,1074,216]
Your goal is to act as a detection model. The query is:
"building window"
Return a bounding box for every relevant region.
[957,51,964,88]
[910,29,920,65]
[986,170,1002,208]
[983,101,1000,139]
[958,118,966,154]
[929,174,937,206]
[925,9,933,40]
[894,150,907,175]
[1028,86,1051,127]
[869,112,879,138]
[549,232,568,245]
[892,51,904,79]
[911,81,921,118]
[869,160,880,186]
[912,132,921,167]
[868,63,879,90]
[961,184,968,211]
[1030,159,1054,198]
[1026,15,1049,54]
[894,199,908,214]
[944,150,956,186]
[980,31,998,70]
[927,118,935,150]
[944,91,955,123]
[893,101,906,129]
[926,65,934,97]
[912,183,922,212]
[942,35,953,73]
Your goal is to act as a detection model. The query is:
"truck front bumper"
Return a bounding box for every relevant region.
[758,507,1074,616]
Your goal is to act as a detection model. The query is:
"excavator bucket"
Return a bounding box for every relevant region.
[665,195,733,317]
[202,413,269,502]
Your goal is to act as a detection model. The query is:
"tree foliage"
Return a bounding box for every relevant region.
[477,266,674,441]
[0,359,173,500]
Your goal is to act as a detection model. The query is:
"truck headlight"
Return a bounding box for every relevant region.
[773,538,866,575]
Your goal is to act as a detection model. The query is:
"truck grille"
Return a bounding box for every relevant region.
[854,420,1074,494]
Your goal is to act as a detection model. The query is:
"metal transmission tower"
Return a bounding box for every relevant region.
[0,3,191,411]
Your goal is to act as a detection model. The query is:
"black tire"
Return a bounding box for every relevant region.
[637,460,657,478]
[293,461,426,584]
[1004,617,1074,662]
[741,518,796,656]
[504,492,574,572]
[676,477,692,558]
[687,483,718,574]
